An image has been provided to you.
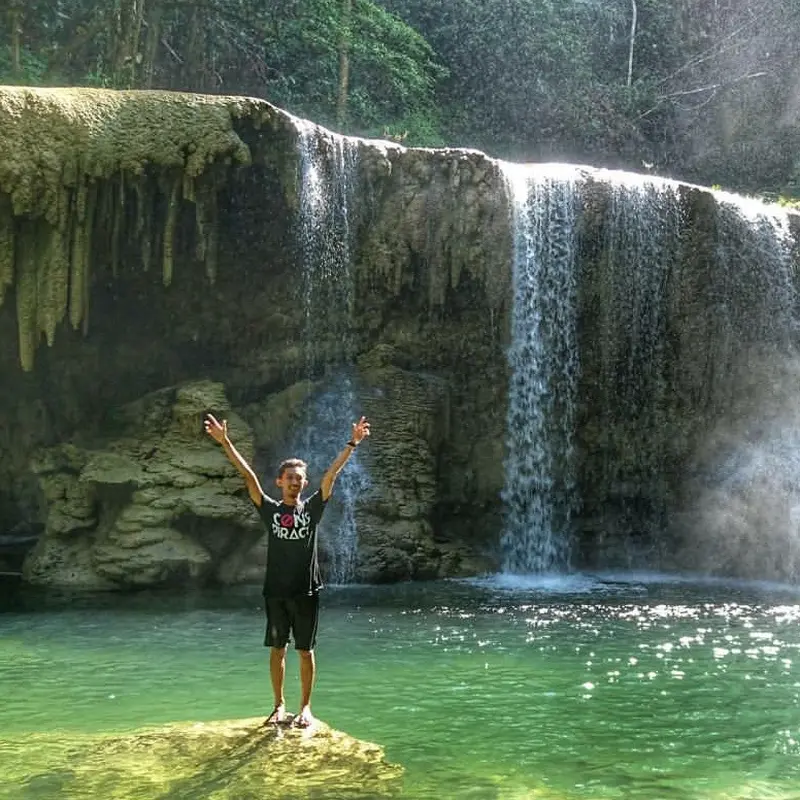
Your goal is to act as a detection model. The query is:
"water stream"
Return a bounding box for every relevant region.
[295,125,365,584]
[500,164,581,574]
[500,166,800,576]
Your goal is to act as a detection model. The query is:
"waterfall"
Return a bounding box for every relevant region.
[295,124,367,584]
[710,191,797,357]
[297,125,358,369]
[497,163,800,577]
[578,172,798,574]
[591,173,683,562]
[681,192,800,580]
[499,164,581,574]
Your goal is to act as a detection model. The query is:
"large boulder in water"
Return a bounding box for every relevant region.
[0,718,403,799]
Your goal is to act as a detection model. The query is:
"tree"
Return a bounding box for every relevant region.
[4,0,800,192]
[378,0,800,192]
[260,0,446,140]
[634,0,800,192]
[7,1,24,78]
[378,0,648,162]
[337,0,353,128]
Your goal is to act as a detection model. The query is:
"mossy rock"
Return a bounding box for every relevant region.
[0,717,403,799]
[0,87,286,370]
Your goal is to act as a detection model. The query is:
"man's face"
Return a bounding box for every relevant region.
[276,466,308,501]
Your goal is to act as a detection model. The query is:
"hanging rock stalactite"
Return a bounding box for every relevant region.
[357,147,513,312]
[0,196,15,308]
[0,87,263,370]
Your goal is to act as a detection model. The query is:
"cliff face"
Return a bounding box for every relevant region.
[0,87,511,588]
[1,87,799,589]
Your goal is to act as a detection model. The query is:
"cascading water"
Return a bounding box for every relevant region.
[295,123,368,584]
[683,191,800,580]
[297,124,358,368]
[499,159,799,578]
[499,164,581,574]
[580,171,799,575]
[590,173,683,560]
[710,191,797,356]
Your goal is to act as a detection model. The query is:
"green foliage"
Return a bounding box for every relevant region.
[261,0,445,139]
[0,48,48,86]
[350,1,447,125]
[377,0,658,162]
[1,0,443,141]
[377,110,447,147]
[379,0,800,193]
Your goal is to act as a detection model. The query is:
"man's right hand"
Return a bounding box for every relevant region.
[203,413,264,505]
[204,413,228,445]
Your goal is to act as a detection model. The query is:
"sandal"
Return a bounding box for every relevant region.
[264,705,293,726]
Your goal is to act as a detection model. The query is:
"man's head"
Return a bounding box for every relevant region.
[275,458,308,504]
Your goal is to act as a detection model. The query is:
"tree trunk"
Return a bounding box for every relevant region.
[112,0,147,87]
[142,0,163,88]
[627,0,637,87]
[336,0,353,129]
[8,4,22,78]
[182,5,207,90]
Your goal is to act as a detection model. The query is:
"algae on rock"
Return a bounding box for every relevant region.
[0,196,13,307]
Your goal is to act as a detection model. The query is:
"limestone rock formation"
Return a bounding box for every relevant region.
[24,380,262,589]
[0,717,403,799]
[0,87,264,371]
[0,87,510,589]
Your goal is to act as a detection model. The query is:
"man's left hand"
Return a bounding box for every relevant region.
[352,416,371,444]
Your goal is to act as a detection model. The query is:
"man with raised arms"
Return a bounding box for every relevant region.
[204,412,371,728]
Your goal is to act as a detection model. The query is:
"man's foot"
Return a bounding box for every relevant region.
[264,704,293,726]
[293,706,315,728]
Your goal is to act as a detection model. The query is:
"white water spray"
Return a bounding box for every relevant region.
[499,164,581,574]
[681,196,800,581]
[593,174,682,559]
[296,124,366,584]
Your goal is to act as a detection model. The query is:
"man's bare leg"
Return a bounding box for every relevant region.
[265,646,289,724]
[295,649,316,727]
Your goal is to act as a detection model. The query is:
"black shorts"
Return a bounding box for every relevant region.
[264,594,320,651]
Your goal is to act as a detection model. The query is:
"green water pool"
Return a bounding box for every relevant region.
[3,573,800,799]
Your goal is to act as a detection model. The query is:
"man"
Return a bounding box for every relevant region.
[204,412,370,728]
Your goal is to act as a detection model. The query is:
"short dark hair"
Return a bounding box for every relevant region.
[277,458,308,478]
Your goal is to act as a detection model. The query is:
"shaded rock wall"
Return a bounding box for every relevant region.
[23,381,262,589]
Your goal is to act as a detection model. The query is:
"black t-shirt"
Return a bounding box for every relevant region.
[256,490,327,598]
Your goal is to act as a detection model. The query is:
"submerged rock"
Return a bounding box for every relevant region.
[0,718,403,799]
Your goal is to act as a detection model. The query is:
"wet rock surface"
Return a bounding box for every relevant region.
[0,717,403,799]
